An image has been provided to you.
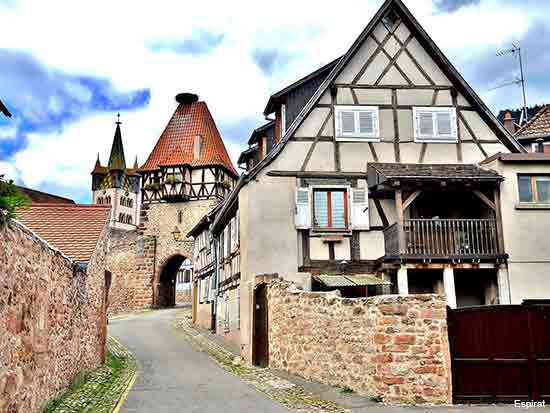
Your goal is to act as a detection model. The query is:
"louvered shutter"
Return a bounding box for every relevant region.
[358,111,375,135]
[295,188,311,229]
[351,188,369,230]
[340,111,355,135]
[418,111,435,137]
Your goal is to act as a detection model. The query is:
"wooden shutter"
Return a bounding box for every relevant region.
[295,188,311,229]
[358,110,375,135]
[418,110,435,137]
[351,188,369,230]
[340,111,355,135]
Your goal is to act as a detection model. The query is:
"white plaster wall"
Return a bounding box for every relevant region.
[360,231,385,260]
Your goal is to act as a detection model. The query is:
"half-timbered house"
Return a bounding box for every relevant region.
[220,0,527,363]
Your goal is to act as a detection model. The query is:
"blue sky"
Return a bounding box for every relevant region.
[1,0,549,203]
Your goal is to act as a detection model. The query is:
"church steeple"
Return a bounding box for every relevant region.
[133,155,139,169]
[108,113,127,171]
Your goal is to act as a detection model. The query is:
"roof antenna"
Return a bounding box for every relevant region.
[493,44,528,126]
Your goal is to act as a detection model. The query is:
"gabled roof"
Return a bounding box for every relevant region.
[237,146,258,165]
[212,0,525,226]
[263,56,341,115]
[248,120,274,145]
[140,100,238,177]
[17,204,111,263]
[16,186,75,204]
[108,122,127,170]
[515,105,550,140]
[0,99,11,117]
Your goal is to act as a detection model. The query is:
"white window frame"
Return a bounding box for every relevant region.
[531,142,550,153]
[335,105,380,142]
[413,107,458,143]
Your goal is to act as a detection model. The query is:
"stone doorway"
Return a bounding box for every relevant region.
[157,254,187,308]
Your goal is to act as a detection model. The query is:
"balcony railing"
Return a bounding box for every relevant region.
[383,218,500,258]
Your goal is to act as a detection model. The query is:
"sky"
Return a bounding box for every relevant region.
[1,0,549,203]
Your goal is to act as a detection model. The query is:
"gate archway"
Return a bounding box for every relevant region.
[156,254,187,308]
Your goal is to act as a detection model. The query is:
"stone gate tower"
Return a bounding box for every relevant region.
[91,115,140,230]
[136,93,238,307]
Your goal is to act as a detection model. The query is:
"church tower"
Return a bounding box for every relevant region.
[91,114,140,230]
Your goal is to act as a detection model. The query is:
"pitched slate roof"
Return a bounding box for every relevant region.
[140,100,238,177]
[515,105,550,139]
[248,120,275,145]
[108,122,127,170]
[0,99,11,117]
[368,163,503,182]
[17,204,111,263]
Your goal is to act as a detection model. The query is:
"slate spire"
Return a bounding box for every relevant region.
[108,113,127,171]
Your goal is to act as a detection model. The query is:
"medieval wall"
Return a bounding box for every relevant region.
[0,221,107,412]
[267,281,452,405]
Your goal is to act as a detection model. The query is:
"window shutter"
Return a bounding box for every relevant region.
[340,111,355,134]
[418,111,434,137]
[295,188,311,229]
[435,111,452,136]
[358,111,375,135]
[351,188,369,230]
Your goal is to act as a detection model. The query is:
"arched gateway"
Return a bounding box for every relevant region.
[156,254,187,308]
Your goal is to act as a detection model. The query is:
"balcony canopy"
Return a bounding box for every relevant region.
[368,163,503,195]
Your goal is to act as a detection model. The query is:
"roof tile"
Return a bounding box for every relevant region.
[140,101,237,176]
[515,105,550,138]
[17,204,111,263]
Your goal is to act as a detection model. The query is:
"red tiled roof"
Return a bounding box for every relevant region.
[140,101,238,176]
[17,204,111,263]
[515,105,550,138]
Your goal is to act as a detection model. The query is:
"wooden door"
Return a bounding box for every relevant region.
[253,284,269,367]
[448,301,550,403]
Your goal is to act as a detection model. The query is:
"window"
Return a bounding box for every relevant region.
[335,106,379,141]
[413,107,457,142]
[177,210,183,224]
[313,189,348,230]
[518,175,550,203]
[281,104,287,138]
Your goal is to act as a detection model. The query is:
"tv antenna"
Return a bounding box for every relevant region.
[492,43,528,125]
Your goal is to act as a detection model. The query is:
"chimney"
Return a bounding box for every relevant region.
[175,92,199,105]
[503,111,517,135]
[193,135,203,161]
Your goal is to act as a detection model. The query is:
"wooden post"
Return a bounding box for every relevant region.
[494,188,505,254]
[395,188,405,255]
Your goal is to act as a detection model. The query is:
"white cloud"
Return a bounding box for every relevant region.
[0,0,548,201]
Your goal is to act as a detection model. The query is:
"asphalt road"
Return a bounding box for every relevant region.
[109,308,288,413]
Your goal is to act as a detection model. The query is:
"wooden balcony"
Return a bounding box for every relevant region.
[383,218,501,259]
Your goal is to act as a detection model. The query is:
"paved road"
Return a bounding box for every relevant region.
[109,309,288,413]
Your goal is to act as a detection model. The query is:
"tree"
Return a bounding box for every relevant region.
[0,174,31,224]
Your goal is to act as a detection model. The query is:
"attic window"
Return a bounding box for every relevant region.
[382,9,400,31]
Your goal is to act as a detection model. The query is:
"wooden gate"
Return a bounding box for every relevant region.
[253,284,269,367]
[448,301,550,403]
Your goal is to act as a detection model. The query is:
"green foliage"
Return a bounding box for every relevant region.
[339,386,354,394]
[0,174,31,222]
[368,395,383,403]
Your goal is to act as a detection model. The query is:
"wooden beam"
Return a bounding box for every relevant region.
[403,190,422,210]
[494,188,505,255]
[392,89,401,162]
[374,35,414,86]
[300,110,332,171]
[334,83,452,90]
[418,143,428,163]
[473,190,496,211]
[373,198,389,228]
[267,170,366,178]
[395,188,405,254]
[458,112,488,158]
[352,32,393,84]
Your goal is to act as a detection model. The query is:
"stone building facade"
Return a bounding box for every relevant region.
[266,281,452,405]
[1,213,109,412]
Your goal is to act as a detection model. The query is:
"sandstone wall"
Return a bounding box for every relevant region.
[0,221,107,412]
[267,282,452,405]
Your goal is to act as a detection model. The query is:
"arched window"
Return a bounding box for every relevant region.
[178,210,183,224]
[128,215,133,224]
[107,196,111,205]
[129,199,133,208]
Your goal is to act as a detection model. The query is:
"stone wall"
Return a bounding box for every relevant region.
[0,221,107,412]
[267,282,452,405]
